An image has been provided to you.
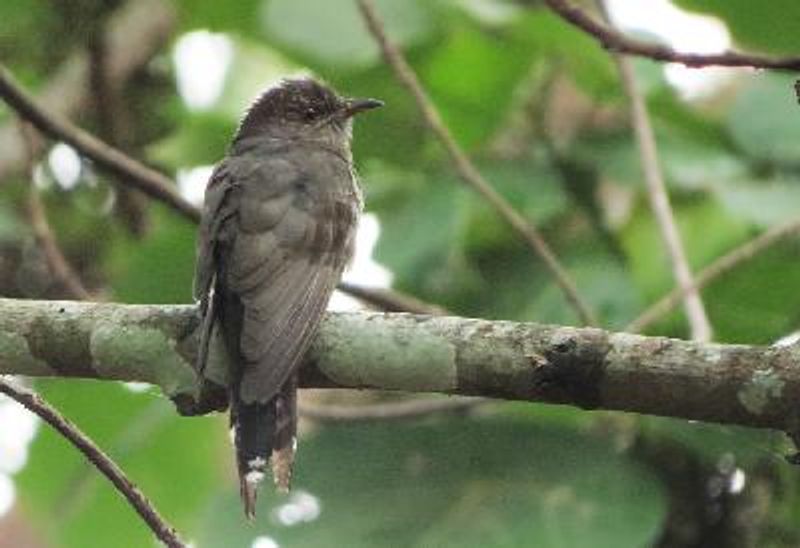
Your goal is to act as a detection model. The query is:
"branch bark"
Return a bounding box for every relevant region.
[2,298,799,433]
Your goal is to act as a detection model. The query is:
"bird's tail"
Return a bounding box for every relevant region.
[231,375,297,519]
[272,375,298,492]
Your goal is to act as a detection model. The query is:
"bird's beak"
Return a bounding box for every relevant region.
[341,97,384,118]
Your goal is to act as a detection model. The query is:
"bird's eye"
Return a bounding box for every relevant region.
[303,107,318,120]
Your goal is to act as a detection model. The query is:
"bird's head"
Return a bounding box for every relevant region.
[234,78,382,144]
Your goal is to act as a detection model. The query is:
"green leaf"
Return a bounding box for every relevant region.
[177,0,263,37]
[576,105,740,194]
[705,241,800,344]
[642,416,788,466]
[16,379,223,548]
[659,142,747,192]
[463,160,568,252]
[715,178,800,228]
[727,74,800,165]
[260,0,433,68]
[368,159,572,318]
[421,21,540,147]
[673,0,800,54]
[197,417,667,548]
[369,167,467,289]
[621,198,751,302]
[148,112,235,169]
[520,11,618,102]
[0,200,27,243]
[335,66,437,167]
[106,206,197,304]
[529,248,641,329]
[0,0,57,70]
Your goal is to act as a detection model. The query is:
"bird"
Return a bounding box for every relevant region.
[193,78,382,518]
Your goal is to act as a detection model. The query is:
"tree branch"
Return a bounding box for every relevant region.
[356,0,598,327]
[0,378,185,547]
[543,0,800,71]
[596,1,712,342]
[2,298,800,433]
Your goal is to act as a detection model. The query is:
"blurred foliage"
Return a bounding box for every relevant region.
[198,417,666,547]
[1,0,800,546]
[674,0,800,54]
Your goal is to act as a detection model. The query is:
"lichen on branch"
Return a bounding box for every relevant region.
[2,298,800,433]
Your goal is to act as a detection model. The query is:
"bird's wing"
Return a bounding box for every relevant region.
[225,152,359,404]
[193,162,242,376]
[193,161,239,306]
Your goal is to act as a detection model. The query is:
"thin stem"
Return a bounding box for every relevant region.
[337,282,448,315]
[356,0,598,327]
[0,378,185,548]
[627,218,800,333]
[18,122,92,300]
[596,1,712,342]
[544,0,800,71]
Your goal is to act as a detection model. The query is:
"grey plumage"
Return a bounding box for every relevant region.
[193,79,381,518]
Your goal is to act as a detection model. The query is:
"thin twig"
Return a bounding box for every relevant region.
[27,186,90,299]
[300,396,490,422]
[18,122,92,300]
[337,282,449,315]
[54,400,171,523]
[356,0,598,327]
[543,0,800,71]
[0,66,200,223]
[627,217,800,333]
[596,1,712,342]
[0,377,185,548]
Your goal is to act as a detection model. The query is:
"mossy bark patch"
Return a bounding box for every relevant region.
[0,331,53,376]
[315,313,457,392]
[90,324,195,396]
[738,367,786,416]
